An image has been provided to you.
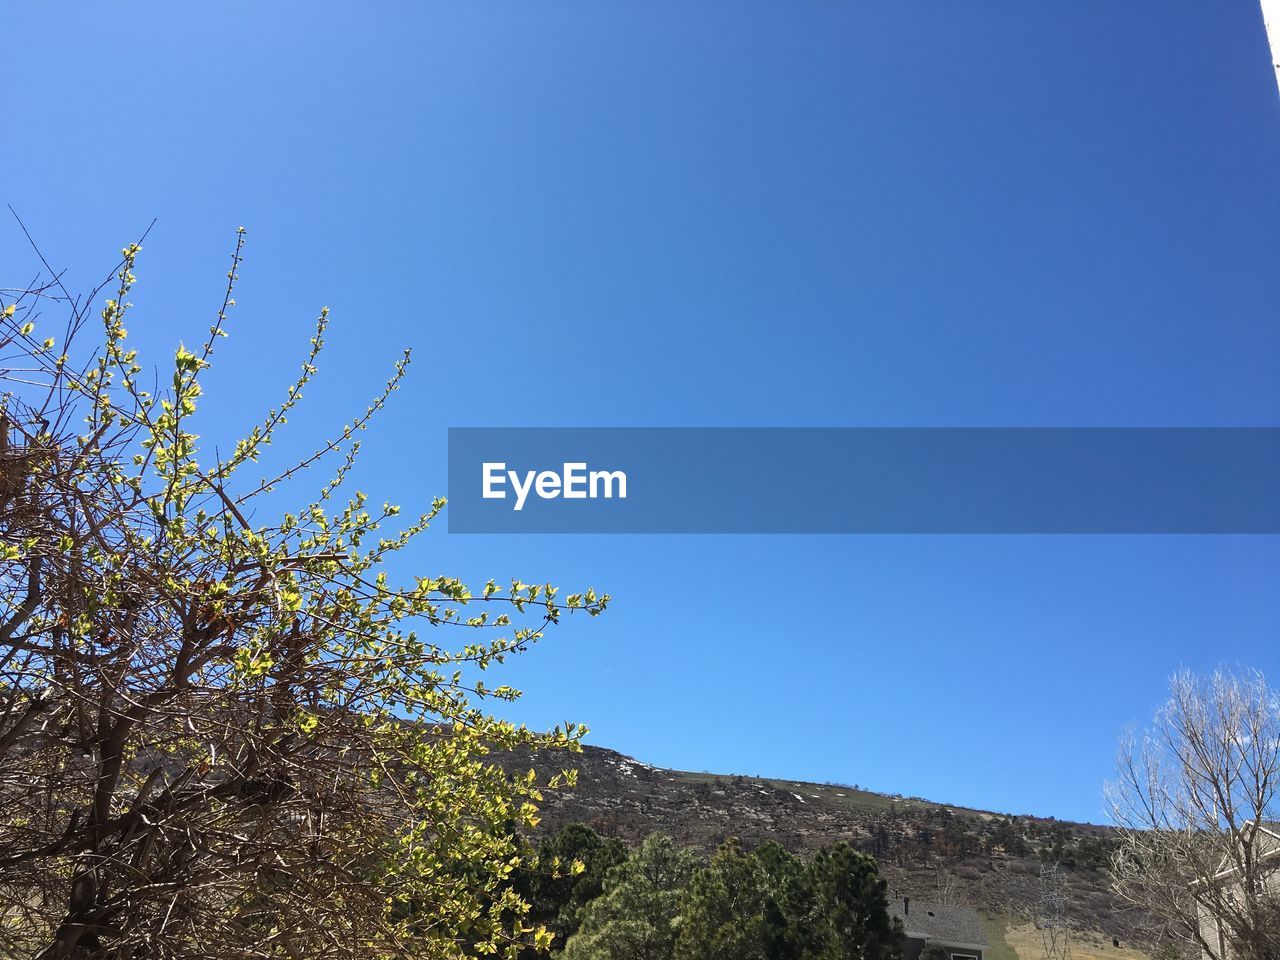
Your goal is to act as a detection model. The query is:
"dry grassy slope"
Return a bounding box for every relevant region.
[504,744,1152,952]
[1004,924,1151,960]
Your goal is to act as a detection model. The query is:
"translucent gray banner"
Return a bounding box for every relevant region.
[447,428,1280,534]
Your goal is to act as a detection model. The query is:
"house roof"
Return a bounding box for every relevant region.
[1199,820,1280,888]
[889,900,990,948]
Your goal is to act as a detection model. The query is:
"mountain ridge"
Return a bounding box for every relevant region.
[502,743,1151,949]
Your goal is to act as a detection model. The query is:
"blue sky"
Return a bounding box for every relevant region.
[5,2,1279,822]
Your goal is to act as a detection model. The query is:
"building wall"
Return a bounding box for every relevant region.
[1197,868,1280,960]
[901,935,984,960]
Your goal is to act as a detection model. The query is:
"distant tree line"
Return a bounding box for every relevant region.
[863,811,1115,870]
[680,776,1116,871]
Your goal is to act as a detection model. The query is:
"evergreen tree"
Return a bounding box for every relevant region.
[676,839,773,960]
[677,839,899,960]
[755,841,822,960]
[806,844,902,960]
[562,835,698,960]
[517,824,628,952]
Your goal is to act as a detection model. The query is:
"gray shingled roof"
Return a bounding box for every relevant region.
[888,900,989,947]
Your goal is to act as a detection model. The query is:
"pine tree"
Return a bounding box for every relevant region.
[562,835,698,960]
[806,843,902,960]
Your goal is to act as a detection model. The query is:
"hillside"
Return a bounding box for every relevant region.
[505,744,1153,950]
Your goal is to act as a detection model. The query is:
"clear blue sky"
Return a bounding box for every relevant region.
[5,2,1279,823]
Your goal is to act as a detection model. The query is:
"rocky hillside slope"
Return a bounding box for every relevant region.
[505,744,1152,949]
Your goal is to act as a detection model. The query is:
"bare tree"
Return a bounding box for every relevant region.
[0,230,608,959]
[1106,669,1280,960]
[933,866,960,906]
